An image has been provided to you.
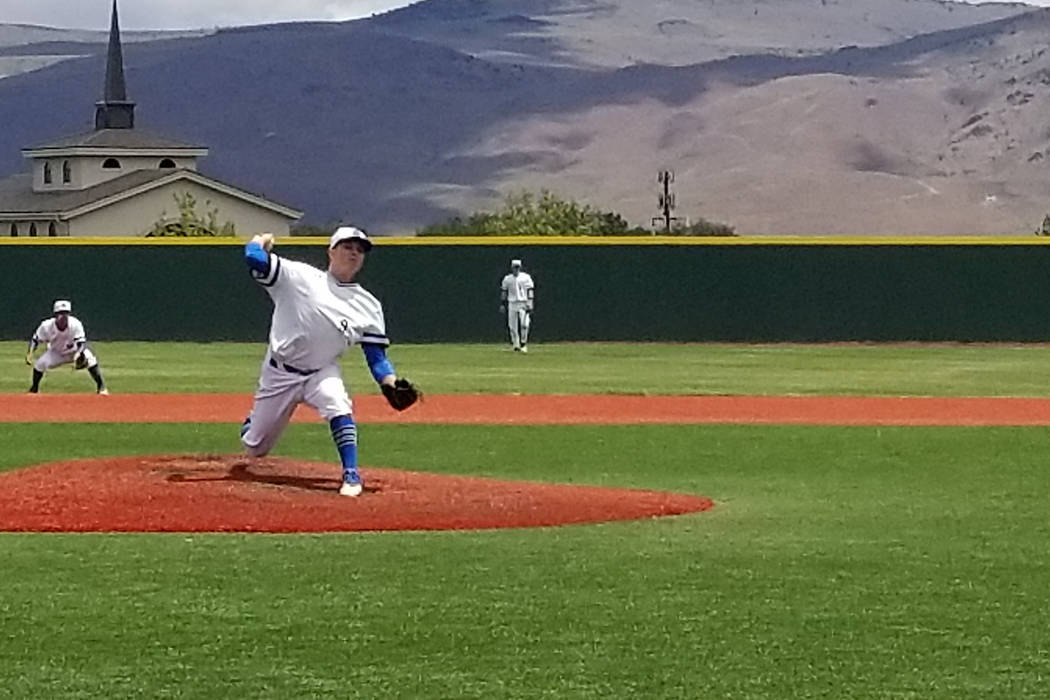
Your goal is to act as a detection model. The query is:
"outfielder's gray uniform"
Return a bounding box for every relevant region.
[500,265,534,350]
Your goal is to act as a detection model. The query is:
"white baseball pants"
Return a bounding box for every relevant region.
[241,354,353,457]
[507,303,531,348]
[34,346,97,372]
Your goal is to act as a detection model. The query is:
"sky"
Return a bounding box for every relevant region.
[0,0,1047,31]
[0,1,420,30]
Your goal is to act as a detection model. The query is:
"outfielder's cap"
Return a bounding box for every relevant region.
[330,226,372,252]
[511,258,522,266]
[52,300,71,314]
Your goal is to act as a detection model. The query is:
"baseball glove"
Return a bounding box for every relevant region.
[73,352,89,370]
[381,377,421,411]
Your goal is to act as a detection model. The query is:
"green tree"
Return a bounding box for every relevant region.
[419,190,653,237]
[670,217,736,237]
[146,192,235,237]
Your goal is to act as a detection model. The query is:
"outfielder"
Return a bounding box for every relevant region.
[25,299,108,394]
[499,258,535,352]
[241,227,420,497]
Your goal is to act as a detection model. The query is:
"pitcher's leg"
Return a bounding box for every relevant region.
[241,394,299,457]
[241,360,303,457]
[329,415,361,496]
[305,369,361,496]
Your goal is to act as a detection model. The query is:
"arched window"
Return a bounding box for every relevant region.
[102,158,121,169]
[48,222,57,237]
[62,161,71,183]
[43,162,52,184]
[158,158,176,169]
[9,223,17,237]
[29,223,37,237]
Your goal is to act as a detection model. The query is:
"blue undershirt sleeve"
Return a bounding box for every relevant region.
[362,343,395,383]
[244,241,271,276]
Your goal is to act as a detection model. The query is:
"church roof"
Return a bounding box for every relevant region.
[24,128,206,153]
[0,169,301,219]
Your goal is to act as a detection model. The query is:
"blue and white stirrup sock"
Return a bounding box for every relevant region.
[329,415,360,485]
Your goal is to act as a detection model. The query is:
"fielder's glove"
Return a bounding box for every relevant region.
[73,352,89,370]
[381,377,421,411]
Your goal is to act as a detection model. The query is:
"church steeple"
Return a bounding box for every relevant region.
[94,0,135,130]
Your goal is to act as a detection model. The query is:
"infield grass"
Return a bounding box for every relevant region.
[2,422,1049,698]
[3,340,1050,396]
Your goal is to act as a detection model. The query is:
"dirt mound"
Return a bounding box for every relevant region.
[0,455,713,533]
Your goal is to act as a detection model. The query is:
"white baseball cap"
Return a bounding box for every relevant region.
[511,258,522,267]
[329,226,372,251]
[53,299,71,314]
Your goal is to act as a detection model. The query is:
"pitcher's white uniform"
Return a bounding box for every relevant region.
[31,315,98,372]
[500,261,535,351]
[241,252,389,457]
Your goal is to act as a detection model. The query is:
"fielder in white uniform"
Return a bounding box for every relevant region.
[241,226,407,497]
[25,299,108,394]
[500,258,535,352]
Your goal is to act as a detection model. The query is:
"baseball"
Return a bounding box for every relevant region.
[258,233,275,251]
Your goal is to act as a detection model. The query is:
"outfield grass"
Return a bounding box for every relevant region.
[4,343,1050,698]
[4,340,1050,396]
[3,423,1049,698]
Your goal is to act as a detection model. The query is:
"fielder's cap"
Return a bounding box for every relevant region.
[329,226,372,251]
[52,299,71,314]
[511,258,522,266]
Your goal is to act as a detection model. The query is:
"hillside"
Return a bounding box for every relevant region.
[370,0,1026,67]
[0,0,1047,235]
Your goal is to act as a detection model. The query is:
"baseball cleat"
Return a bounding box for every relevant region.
[340,468,363,497]
[97,388,110,395]
[339,481,363,497]
[520,346,528,353]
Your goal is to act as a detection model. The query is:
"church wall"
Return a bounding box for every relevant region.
[31,156,198,191]
[79,156,198,189]
[2,218,67,237]
[68,181,294,237]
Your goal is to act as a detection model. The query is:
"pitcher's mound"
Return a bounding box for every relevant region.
[0,455,714,533]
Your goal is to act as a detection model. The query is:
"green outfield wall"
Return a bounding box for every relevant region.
[2,237,1049,343]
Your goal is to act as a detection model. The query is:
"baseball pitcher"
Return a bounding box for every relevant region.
[25,299,108,394]
[499,258,535,352]
[241,227,420,497]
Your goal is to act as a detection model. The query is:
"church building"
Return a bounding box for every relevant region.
[0,1,301,238]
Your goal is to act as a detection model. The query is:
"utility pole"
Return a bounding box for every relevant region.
[652,169,679,234]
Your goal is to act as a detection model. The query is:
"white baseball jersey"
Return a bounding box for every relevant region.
[501,271,535,304]
[33,315,87,356]
[243,253,388,457]
[253,253,389,370]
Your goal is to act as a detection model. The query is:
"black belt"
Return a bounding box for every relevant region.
[269,357,319,376]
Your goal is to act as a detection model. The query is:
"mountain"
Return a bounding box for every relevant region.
[0,0,1047,235]
[370,0,1026,67]
[0,25,209,79]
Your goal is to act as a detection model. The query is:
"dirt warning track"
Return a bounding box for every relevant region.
[3,393,1050,425]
